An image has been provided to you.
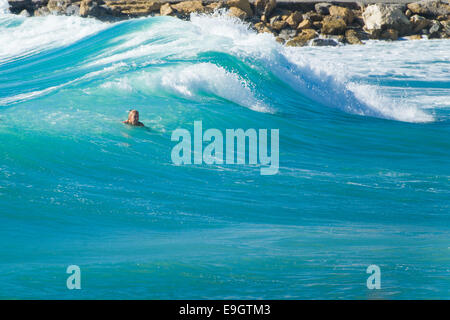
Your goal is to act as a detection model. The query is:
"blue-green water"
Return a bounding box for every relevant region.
[0,10,449,299]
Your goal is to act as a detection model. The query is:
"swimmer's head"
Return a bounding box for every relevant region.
[127,110,140,125]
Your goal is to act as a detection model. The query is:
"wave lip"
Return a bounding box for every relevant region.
[100,62,271,113]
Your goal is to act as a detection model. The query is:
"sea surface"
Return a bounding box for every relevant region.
[0,3,449,299]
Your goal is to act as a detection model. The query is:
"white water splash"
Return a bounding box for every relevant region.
[101,63,271,113]
[0,14,106,62]
[0,0,9,14]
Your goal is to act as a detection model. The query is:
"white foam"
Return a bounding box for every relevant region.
[0,0,9,14]
[0,14,106,63]
[101,62,270,112]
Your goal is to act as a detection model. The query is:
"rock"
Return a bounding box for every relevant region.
[79,0,110,18]
[80,0,94,17]
[271,20,287,31]
[286,39,306,46]
[407,1,450,18]
[312,21,322,29]
[310,38,338,46]
[345,29,363,44]
[19,9,31,16]
[429,20,441,32]
[303,11,323,22]
[65,4,79,15]
[380,28,399,40]
[228,6,248,19]
[171,0,204,15]
[275,37,285,44]
[32,0,49,7]
[428,19,441,37]
[34,6,50,16]
[281,13,290,21]
[321,16,347,35]
[297,19,312,30]
[262,25,273,34]
[441,20,450,35]
[278,28,297,40]
[47,0,71,14]
[286,28,317,46]
[104,1,161,16]
[269,15,279,23]
[315,3,331,15]
[329,5,354,24]
[410,14,431,32]
[286,11,302,28]
[254,21,264,31]
[408,34,423,39]
[227,0,252,16]
[405,9,412,17]
[362,4,412,36]
[301,29,319,40]
[206,2,225,12]
[7,0,33,14]
[160,3,173,16]
[254,0,276,17]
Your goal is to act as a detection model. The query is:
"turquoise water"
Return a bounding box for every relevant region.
[0,10,449,299]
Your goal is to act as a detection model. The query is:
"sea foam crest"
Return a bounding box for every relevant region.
[189,12,434,122]
[101,63,271,113]
[0,13,105,63]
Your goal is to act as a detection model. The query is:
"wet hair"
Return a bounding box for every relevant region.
[128,110,139,122]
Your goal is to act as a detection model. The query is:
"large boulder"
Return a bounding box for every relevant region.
[6,0,34,14]
[297,19,312,29]
[79,0,109,18]
[227,0,252,16]
[228,6,248,19]
[47,0,72,14]
[65,4,79,15]
[285,11,302,28]
[254,0,276,17]
[103,1,161,16]
[362,4,412,35]
[278,28,297,40]
[345,29,363,44]
[428,19,442,37]
[329,5,354,24]
[160,3,173,16]
[441,20,450,36]
[407,1,450,18]
[310,38,338,46]
[303,11,323,22]
[286,28,317,46]
[380,28,399,40]
[315,3,331,15]
[171,0,204,15]
[321,16,347,35]
[410,14,431,32]
[271,17,287,30]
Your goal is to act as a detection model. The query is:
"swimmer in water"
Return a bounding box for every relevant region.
[123,110,145,127]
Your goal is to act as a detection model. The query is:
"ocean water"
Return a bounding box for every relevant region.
[0,5,449,299]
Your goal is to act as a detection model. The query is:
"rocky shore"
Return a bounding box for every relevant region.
[6,0,450,45]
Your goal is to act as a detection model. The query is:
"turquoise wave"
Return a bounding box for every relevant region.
[0,11,449,299]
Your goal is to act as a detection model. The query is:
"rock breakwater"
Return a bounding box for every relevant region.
[6,0,450,45]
